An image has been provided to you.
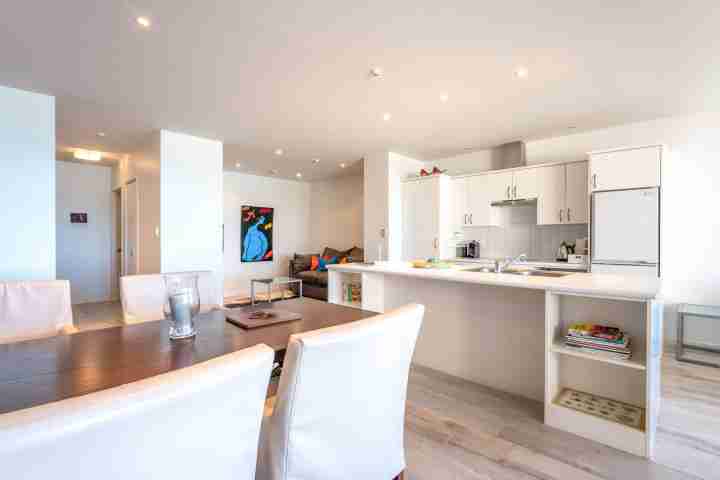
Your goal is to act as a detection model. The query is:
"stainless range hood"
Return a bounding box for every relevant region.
[490,198,537,207]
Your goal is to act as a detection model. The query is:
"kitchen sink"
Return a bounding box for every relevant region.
[464,267,572,278]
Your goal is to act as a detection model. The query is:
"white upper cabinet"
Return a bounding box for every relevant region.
[538,165,566,225]
[590,146,661,191]
[565,161,589,224]
[537,161,589,225]
[512,168,539,200]
[466,172,508,226]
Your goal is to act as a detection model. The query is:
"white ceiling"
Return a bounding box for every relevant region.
[1,1,719,181]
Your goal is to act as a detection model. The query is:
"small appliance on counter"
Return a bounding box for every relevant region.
[556,241,575,262]
[568,254,588,265]
[456,240,480,259]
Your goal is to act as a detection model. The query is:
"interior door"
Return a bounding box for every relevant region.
[537,165,565,225]
[124,180,139,275]
[565,162,589,224]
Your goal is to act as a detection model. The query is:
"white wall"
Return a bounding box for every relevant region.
[224,172,311,298]
[160,130,224,304]
[309,175,363,252]
[0,86,56,281]
[56,161,112,303]
[525,111,720,347]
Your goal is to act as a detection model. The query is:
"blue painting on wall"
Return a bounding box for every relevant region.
[241,206,274,262]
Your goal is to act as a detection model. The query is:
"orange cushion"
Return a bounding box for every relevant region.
[310,255,320,271]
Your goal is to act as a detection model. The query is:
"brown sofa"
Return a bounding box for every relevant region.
[289,247,364,301]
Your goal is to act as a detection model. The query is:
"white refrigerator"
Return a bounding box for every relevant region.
[591,187,660,277]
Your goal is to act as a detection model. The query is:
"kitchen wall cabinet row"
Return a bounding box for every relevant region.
[454,160,589,228]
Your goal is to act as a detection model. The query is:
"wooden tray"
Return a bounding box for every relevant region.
[225,308,302,329]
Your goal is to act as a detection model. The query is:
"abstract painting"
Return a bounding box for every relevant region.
[241,206,274,262]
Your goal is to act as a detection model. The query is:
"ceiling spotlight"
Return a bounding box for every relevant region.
[274,148,284,156]
[369,67,384,78]
[136,16,152,28]
[339,163,346,169]
[382,112,392,121]
[235,162,242,168]
[74,149,102,162]
[295,172,303,179]
[97,132,106,137]
[514,66,529,79]
[440,93,449,102]
[312,158,320,164]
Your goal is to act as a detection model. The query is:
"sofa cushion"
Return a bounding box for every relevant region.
[293,254,317,272]
[346,247,364,263]
[322,247,345,258]
[296,270,328,287]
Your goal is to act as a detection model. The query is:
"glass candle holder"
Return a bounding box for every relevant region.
[163,273,200,340]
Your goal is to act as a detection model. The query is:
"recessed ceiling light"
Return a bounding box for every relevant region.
[339,163,347,169]
[136,16,151,28]
[369,67,383,78]
[514,66,529,79]
[440,93,449,102]
[274,148,284,156]
[382,112,392,121]
[312,158,320,164]
[235,162,242,168]
[97,132,106,137]
[295,172,302,178]
[74,149,102,162]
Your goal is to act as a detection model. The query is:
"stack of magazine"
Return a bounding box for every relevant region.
[565,323,632,361]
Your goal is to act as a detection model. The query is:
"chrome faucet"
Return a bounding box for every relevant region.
[493,253,528,273]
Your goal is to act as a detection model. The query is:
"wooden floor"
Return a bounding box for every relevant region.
[405,365,696,480]
[72,301,717,479]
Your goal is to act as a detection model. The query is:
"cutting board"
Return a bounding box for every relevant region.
[225,308,302,329]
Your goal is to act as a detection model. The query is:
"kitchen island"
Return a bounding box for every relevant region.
[328,262,662,458]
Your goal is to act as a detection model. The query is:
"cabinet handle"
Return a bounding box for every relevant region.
[559,209,563,223]
[433,238,439,249]
[469,214,473,224]
[567,208,571,222]
[513,185,517,199]
[506,186,511,199]
[592,174,597,189]
[463,214,468,225]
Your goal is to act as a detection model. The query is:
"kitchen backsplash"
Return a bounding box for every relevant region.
[464,223,588,260]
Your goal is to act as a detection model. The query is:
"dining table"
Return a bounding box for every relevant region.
[0,297,377,415]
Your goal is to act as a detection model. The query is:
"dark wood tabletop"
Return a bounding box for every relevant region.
[0,298,376,415]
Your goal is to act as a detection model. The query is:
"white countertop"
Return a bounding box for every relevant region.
[328,262,660,300]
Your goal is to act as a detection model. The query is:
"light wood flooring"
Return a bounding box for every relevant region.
[73,301,718,479]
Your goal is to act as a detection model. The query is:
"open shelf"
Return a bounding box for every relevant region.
[551,339,646,371]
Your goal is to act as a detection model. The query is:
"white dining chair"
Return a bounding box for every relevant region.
[120,271,222,324]
[256,303,425,480]
[0,280,77,344]
[0,344,274,480]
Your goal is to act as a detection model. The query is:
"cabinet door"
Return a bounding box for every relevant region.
[590,146,661,191]
[452,177,468,231]
[565,162,589,224]
[402,180,436,260]
[513,168,539,200]
[537,165,565,225]
[467,172,510,226]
